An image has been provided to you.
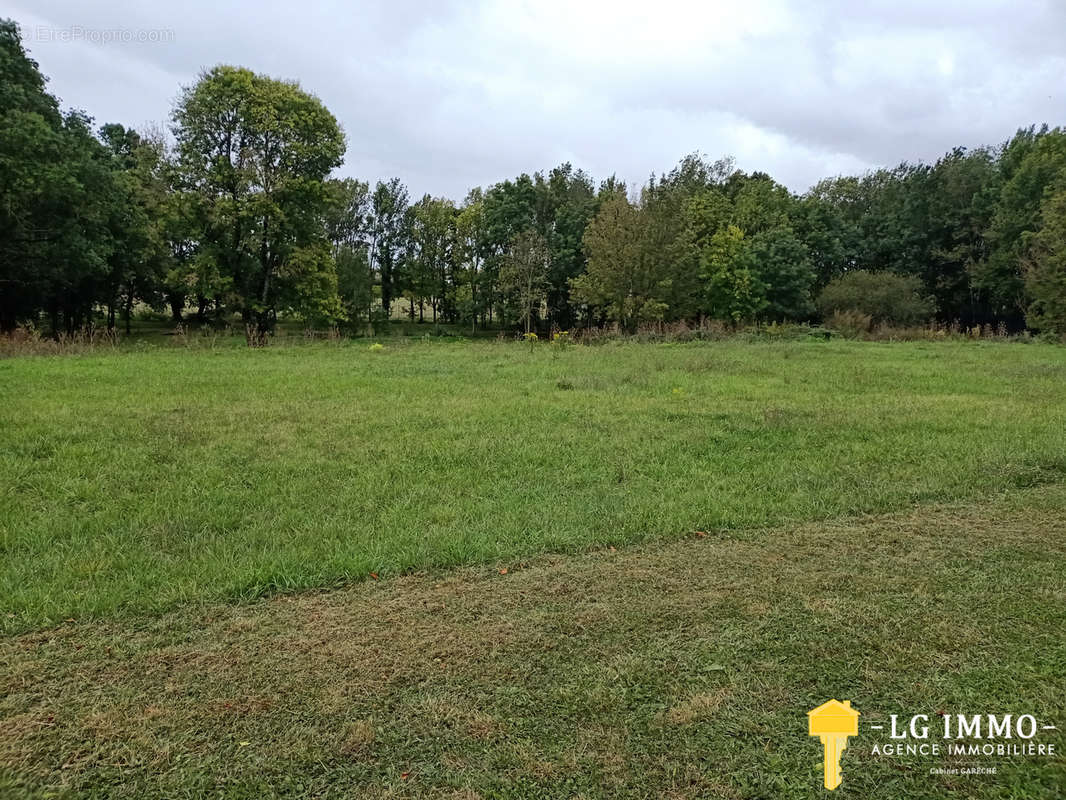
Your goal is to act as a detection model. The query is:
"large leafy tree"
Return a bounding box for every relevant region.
[325,177,375,329]
[681,178,814,321]
[370,178,411,318]
[1024,182,1066,337]
[453,190,487,330]
[638,154,736,321]
[173,65,346,340]
[481,175,537,323]
[98,123,179,333]
[794,190,852,290]
[701,225,766,324]
[534,164,598,329]
[409,195,456,322]
[978,127,1066,323]
[747,227,815,321]
[572,190,667,331]
[920,146,999,324]
[0,20,120,333]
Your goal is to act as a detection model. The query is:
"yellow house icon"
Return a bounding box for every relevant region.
[808,699,860,790]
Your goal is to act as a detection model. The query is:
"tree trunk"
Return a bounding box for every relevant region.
[124,290,134,336]
[471,267,477,334]
[168,292,185,322]
[525,272,533,334]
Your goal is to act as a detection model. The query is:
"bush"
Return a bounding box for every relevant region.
[817,271,935,326]
[825,311,873,338]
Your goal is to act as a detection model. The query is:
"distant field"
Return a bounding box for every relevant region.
[2,338,1066,631]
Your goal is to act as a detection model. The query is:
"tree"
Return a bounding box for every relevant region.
[370,178,411,318]
[680,181,813,322]
[701,226,766,324]
[978,127,1066,323]
[325,178,374,329]
[98,123,178,333]
[922,147,999,324]
[746,226,815,321]
[0,20,120,333]
[410,195,456,323]
[172,65,345,341]
[794,190,852,289]
[727,171,795,233]
[1024,183,1066,337]
[482,175,537,323]
[571,191,667,332]
[498,230,549,334]
[638,154,735,321]
[534,164,598,329]
[454,190,487,331]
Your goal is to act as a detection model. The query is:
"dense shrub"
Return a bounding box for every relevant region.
[826,310,873,337]
[817,271,936,326]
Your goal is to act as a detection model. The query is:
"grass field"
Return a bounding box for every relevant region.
[2,338,1065,797]
[3,338,1066,631]
[2,489,1064,798]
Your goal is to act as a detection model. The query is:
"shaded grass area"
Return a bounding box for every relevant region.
[1,488,1064,798]
[3,339,1066,631]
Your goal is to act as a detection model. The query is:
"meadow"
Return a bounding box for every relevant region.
[2,337,1066,798]
[2,337,1066,631]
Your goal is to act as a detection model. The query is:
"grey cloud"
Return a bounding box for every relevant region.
[4,0,1062,198]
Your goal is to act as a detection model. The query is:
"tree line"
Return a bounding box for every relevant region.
[3,19,1065,341]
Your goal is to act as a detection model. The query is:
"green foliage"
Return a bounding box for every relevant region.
[410,195,457,322]
[370,177,411,316]
[454,190,487,329]
[281,243,347,327]
[0,20,123,332]
[1024,184,1066,337]
[680,174,814,323]
[498,230,549,333]
[817,270,936,326]
[747,226,815,320]
[173,65,346,338]
[535,164,598,328]
[979,127,1066,321]
[3,16,1066,337]
[572,191,667,331]
[701,225,767,324]
[325,178,375,328]
[922,147,999,321]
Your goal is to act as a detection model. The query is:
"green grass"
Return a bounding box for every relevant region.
[2,338,1066,632]
[2,489,1064,798]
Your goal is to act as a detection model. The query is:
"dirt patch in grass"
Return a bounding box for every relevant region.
[1,488,1065,798]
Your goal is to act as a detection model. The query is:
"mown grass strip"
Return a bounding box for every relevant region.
[1,487,1064,798]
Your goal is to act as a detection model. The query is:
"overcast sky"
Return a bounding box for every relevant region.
[4,0,1064,199]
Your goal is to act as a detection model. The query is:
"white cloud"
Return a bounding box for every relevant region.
[4,0,1062,198]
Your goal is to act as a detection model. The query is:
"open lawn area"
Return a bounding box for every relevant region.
[3,338,1066,630]
[1,339,1065,797]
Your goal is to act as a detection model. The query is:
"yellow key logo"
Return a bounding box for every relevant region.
[808,699,860,790]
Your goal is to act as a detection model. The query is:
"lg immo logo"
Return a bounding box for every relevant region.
[807,699,1058,791]
[808,700,859,790]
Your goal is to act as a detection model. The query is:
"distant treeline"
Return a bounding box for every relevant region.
[2,19,1065,341]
